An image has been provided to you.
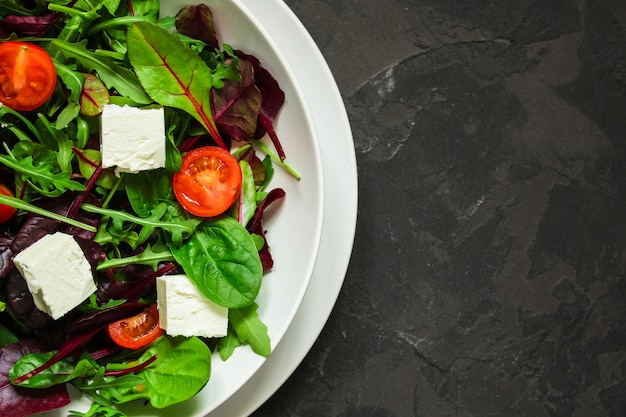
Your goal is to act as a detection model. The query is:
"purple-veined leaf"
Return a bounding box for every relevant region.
[212,59,262,142]
[235,50,287,160]
[247,188,286,271]
[175,4,219,49]
[0,12,63,38]
[80,73,110,116]
[127,21,227,149]
[0,340,70,417]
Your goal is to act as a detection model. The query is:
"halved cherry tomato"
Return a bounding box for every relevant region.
[107,304,163,350]
[0,183,16,224]
[173,146,242,217]
[0,41,57,111]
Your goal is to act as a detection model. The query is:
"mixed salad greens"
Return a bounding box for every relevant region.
[0,1,297,416]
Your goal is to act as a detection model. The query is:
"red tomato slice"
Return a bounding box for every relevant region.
[173,146,242,217]
[107,304,163,350]
[0,41,57,111]
[0,183,16,224]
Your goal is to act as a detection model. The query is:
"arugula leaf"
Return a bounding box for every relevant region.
[0,1,44,16]
[53,62,84,128]
[35,115,75,173]
[82,203,201,248]
[126,21,235,149]
[78,0,123,15]
[218,326,242,361]
[229,303,271,357]
[0,104,42,142]
[96,243,175,271]
[0,152,84,197]
[169,216,263,308]
[0,194,97,232]
[52,39,152,104]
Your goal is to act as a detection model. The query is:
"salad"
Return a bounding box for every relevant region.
[0,1,298,416]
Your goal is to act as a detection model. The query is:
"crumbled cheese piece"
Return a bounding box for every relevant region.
[100,104,166,174]
[156,274,228,338]
[13,232,96,320]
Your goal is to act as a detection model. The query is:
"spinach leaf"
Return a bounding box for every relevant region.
[118,336,211,409]
[169,216,263,308]
[124,171,161,218]
[69,403,129,417]
[9,353,99,388]
[229,303,271,357]
[0,340,71,417]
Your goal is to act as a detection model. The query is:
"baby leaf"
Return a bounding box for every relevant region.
[80,73,110,116]
[229,303,271,357]
[0,340,70,417]
[0,153,85,197]
[52,39,152,105]
[218,326,242,361]
[211,59,262,141]
[53,62,84,129]
[126,21,227,148]
[129,336,211,409]
[169,216,263,308]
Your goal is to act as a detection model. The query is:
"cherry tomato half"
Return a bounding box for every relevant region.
[0,183,16,224]
[173,146,242,217]
[0,41,57,111]
[107,304,163,350]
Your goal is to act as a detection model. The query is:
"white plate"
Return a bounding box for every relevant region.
[46,0,325,415]
[207,1,358,416]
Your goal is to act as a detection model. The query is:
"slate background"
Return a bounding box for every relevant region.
[252,1,626,416]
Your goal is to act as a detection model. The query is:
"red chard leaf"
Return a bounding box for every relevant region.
[79,73,110,117]
[175,4,219,49]
[127,21,228,149]
[0,340,70,417]
[247,188,286,271]
[0,13,63,38]
[235,50,287,160]
[211,59,262,141]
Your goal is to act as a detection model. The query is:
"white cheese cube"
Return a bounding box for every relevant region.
[100,104,166,174]
[13,232,96,320]
[156,274,228,338]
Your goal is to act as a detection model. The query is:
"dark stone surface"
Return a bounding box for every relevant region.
[253,1,626,416]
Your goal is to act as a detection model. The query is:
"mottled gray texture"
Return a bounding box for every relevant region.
[252,1,626,416]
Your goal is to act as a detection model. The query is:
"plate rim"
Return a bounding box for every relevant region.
[207,0,358,415]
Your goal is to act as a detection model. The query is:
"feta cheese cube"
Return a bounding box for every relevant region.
[100,104,166,174]
[13,232,96,320]
[156,274,228,338]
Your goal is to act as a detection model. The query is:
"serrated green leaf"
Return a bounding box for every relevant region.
[52,39,151,104]
[229,302,271,357]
